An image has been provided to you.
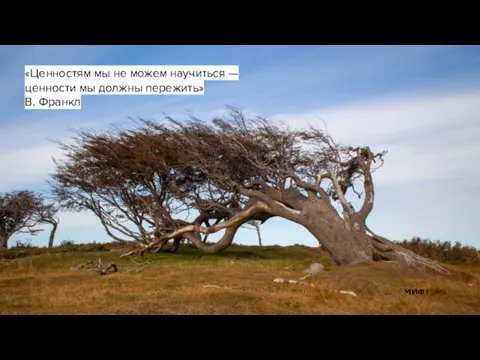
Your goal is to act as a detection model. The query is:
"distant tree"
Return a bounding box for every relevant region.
[50,108,449,274]
[37,202,60,248]
[0,190,60,249]
[245,220,263,247]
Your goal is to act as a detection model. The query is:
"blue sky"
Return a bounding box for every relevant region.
[1,45,479,248]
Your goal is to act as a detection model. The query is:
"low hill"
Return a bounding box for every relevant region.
[0,242,479,314]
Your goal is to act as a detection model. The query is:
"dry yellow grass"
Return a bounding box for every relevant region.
[0,244,479,314]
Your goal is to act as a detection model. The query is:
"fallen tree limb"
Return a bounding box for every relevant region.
[72,257,147,275]
[125,265,149,273]
[90,262,118,275]
[120,249,139,258]
[273,273,314,286]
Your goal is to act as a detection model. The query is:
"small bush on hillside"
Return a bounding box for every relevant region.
[60,239,75,247]
[398,237,480,265]
[0,240,124,259]
[13,239,37,249]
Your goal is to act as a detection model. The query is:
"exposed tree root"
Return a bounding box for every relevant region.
[366,225,451,275]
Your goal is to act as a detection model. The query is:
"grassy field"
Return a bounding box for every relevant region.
[0,243,479,314]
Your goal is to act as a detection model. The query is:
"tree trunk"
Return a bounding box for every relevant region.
[303,216,373,266]
[182,223,242,254]
[48,222,58,248]
[0,235,9,249]
[152,236,183,253]
[281,200,450,274]
[256,225,263,247]
[170,237,182,253]
[304,222,449,273]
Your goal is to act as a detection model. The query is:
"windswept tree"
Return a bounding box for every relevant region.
[0,190,59,248]
[37,203,60,248]
[245,220,263,247]
[50,108,448,273]
[50,126,197,253]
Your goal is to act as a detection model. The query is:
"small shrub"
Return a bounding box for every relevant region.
[13,239,37,249]
[397,237,480,265]
[60,239,75,247]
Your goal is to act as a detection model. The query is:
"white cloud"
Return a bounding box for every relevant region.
[9,210,108,247]
[0,144,64,191]
[56,210,102,229]
[272,87,480,183]
[371,141,480,183]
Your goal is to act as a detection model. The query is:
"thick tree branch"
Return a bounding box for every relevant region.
[136,201,271,254]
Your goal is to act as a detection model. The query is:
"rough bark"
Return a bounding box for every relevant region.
[285,191,449,273]
[178,185,450,274]
[308,226,373,266]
